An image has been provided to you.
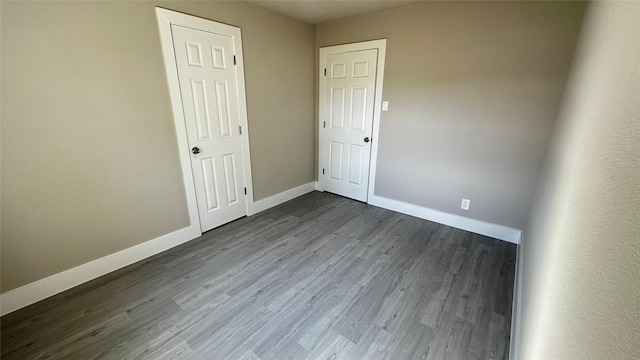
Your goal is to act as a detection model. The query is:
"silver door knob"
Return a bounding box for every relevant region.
[191,146,200,154]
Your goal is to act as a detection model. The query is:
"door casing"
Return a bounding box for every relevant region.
[156,8,255,234]
[318,39,387,202]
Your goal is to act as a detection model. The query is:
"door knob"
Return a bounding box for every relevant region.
[191,146,200,154]
[364,137,370,143]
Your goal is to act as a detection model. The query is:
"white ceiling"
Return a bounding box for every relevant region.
[247,0,422,24]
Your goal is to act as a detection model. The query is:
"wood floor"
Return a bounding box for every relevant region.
[1,191,516,360]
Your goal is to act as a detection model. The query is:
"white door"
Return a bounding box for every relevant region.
[320,48,378,202]
[171,24,247,232]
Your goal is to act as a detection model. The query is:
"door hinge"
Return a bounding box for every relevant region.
[322,168,325,175]
[239,125,242,135]
[244,187,247,195]
[323,121,326,128]
[233,55,237,65]
[324,68,326,76]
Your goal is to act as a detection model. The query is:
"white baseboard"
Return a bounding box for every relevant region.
[247,181,316,215]
[1,186,518,316]
[368,195,522,244]
[0,182,318,316]
[0,182,316,315]
[509,239,524,359]
[0,225,201,316]
[314,181,321,191]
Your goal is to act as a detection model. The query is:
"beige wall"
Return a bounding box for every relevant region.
[1,1,315,292]
[316,2,585,229]
[517,1,640,358]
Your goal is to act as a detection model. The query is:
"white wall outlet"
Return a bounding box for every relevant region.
[461,198,471,210]
[382,101,389,111]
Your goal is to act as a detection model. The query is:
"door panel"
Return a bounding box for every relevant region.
[172,24,247,232]
[215,81,232,138]
[330,141,344,180]
[222,153,239,205]
[322,49,378,201]
[201,157,220,211]
[351,87,367,131]
[190,79,212,141]
[348,144,364,185]
[331,87,345,129]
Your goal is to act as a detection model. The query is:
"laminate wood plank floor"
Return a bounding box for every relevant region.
[1,191,516,360]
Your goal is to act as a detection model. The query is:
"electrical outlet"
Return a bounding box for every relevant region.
[461,198,470,210]
[382,101,389,111]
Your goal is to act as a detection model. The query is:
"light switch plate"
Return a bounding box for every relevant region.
[461,198,470,210]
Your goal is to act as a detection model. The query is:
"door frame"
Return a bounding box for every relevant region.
[156,8,255,234]
[317,39,387,202]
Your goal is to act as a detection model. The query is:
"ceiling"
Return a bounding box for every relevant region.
[247,0,422,24]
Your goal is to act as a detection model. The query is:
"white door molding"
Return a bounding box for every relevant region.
[317,39,387,202]
[156,8,255,228]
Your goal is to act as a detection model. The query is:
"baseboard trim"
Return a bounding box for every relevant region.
[0,225,201,316]
[509,238,524,359]
[368,195,522,244]
[1,187,518,316]
[247,181,316,216]
[1,182,318,316]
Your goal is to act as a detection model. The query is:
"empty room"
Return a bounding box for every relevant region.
[1,1,638,359]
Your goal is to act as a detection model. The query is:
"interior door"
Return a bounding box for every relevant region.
[171,24,246,232]
[321,49,378,202]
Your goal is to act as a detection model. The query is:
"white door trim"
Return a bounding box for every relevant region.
[156,8,255,227]
[317,39,387,202]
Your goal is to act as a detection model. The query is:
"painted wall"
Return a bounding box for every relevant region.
[1,1,315,292]
[516,1,640,358]
[316,2,585,230]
